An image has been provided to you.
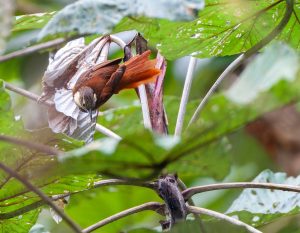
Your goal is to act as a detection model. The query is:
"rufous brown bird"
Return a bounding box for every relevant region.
[73,50,160,119]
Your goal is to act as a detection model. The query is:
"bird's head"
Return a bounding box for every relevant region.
[73,86,97,120]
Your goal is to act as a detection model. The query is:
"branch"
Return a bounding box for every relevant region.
[4,82,54,106]
[138,85,152,129]
[82,202,164,233]
[0,135,62,156]
[183,182,300,200]
[94,178,156,189]
[0,163,82,233]
[175,57,197,135]
[188,0,294,126]
[187,206,262,233]
[4,82,122,140]
[0,38,67,63]
[188,54,244,126]
[95,124,122,140]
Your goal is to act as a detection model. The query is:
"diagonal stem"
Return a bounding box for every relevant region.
[175,57,197,135]
[183,182,300,200]
[0,162,82,233]
[82,202,164,233]
[187,205,262,233]
[0,38,67,63]
[188,54,244,126]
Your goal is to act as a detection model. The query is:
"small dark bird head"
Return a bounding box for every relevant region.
[73,86,97,121]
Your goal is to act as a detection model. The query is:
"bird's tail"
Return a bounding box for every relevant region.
[115,50,160,93]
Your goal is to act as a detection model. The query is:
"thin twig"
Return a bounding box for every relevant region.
[187,205,262,233]
[138,85,152,129]
[175,57,197,135]
[82,202,164,233]
[183,182,300,200]
[177,178,206,233]
[95,124,122,140]
[4,82,54,106]
[4,82,121,139]
[188,54,244,126]
[0,38,67,63]
[0,135,62,156]
[94,178,156,189]
[0,163,82,233]
[188,0,294,126]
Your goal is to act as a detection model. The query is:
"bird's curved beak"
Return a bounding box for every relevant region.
[89,109,93,122]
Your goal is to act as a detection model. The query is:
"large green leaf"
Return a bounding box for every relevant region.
[54,128,232,180]
[116,0,300,59]
[37,0,203,40]
[0,210,40,233]
[10,1,300,60]
[226,170,300,227]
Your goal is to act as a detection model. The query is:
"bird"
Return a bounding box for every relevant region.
[72,50,160,120]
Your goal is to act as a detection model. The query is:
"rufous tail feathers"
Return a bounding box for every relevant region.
[115,50,160,93]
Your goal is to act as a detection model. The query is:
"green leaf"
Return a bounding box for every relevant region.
[97,96,199,136]
[57,130,171,179]
[98,104,144,137]
[37,0,202,40]
[0,80,23,137]
[0,210,40,233]
[55,128,231,180]
[115,0,300,59]
[13,12,56,32]
[66,186,161,233]
[29,223,50,233]
[226,170,300,227]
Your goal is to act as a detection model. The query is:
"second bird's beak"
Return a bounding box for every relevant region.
[89,109,93,122]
